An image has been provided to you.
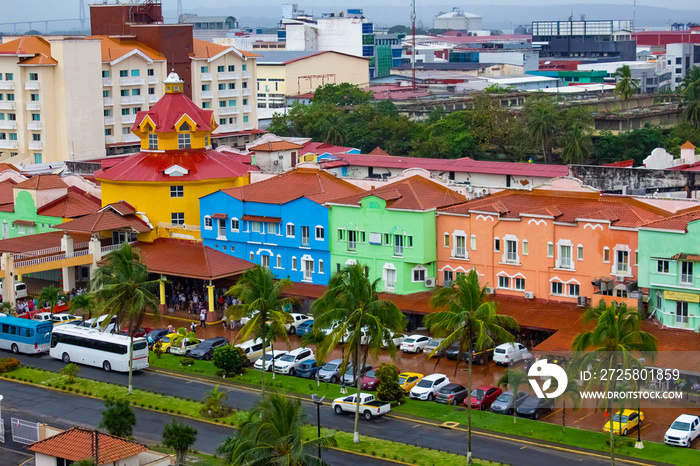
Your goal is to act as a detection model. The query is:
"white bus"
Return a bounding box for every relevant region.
[49,325,148,372]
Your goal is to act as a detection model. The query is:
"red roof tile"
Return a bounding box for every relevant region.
[26,427,148,464]
[95,149,251,182]
[132,92,214,134]
[369,147,390,156]
[248,141,304,152]
[89,35,166,62]
[0,231,91,254]
[680,141,696,149]
[0,36,57,65]
[327,175,467,211]
[52,209,150,234]
[439,189,670,228]
[0,179,17,205]
[105,200,137,216]
[0,163,19,173]
[640,209,700,232]
[221,167,365,205]
[15,175,68,190]
[36,187,102,219]
[242,215,281,223]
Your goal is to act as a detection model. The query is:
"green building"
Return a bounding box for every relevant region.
[326,176,466,295]
[530,70,606,85]
[638,210,700,331]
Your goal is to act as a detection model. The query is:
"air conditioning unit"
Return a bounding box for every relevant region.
[615,275,625,282]
[424,277,436,288]
[485,287,495,295]
[577,296,588,307]
[524,291,534,299]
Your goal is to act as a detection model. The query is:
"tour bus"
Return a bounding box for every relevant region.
[50,325,148,372]
[0,313,52,354]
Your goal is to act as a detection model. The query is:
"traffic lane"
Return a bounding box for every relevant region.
[0,445,34,466]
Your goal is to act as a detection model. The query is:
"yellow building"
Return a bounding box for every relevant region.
[96,72,250,242]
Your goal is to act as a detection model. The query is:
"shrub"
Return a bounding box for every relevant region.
[60,363,80,383]
[376,363,404,403]
[0,357,21,373]
[212,345,246,377]
[180,357,195,367]
[153,341,164,359]
[100,398,136,438]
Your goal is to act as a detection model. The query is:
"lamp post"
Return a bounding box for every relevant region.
[311,394,325,459]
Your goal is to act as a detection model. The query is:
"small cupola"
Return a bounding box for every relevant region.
[163,71,184,94]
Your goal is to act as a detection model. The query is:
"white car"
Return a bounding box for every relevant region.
[286,313,312,334]
[51,313,82,326]
[492,342,531,367]
[400,334,431,353]
[273,347,314,376]
[253,350,289,372]
[665,414,700,447]
[32,312,53,322]
[409,373,450,401]
[382,333,408,348]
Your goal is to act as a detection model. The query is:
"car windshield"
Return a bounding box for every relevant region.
[612,414,629,423]
[416,379,434,388]
[279,354,295,362]
[398,376,408,384]
[365,370,376,378]
[162,336,172,343]
[495,348,506,354]
[471,389,484,400]
[671,421,691,431]
[496,393,512,402]
[404,338,417,344]
[262,353,277,361]
[322,362,339,371]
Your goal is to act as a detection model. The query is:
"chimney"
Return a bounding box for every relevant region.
[680,141,696,165]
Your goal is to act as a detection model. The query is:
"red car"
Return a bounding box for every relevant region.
[360,369,380,391]
[467,385,502,410]
[118,327,153,338]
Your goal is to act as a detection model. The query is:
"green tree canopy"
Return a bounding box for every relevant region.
[613,65,639,101]
[99,398,136,438]
[162,419,198,466]
[311,82,373,106]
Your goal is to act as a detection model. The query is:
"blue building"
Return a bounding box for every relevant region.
[199,166,364,284]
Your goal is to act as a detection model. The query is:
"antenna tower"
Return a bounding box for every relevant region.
[411,0,416,92]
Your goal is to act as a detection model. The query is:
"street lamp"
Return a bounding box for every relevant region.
[311,394,325,459]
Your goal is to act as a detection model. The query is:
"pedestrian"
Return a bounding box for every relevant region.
[222,314,227,329]
[218,294,225,310]
[200,309,207,328]
[167,324,175,334]
[190,321,197,333]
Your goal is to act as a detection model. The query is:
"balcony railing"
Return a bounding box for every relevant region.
[148,95,157,103]
[559,258,573,269]
[148,76,159,84]
[0,140,18,150]
[122,134,140,143]
[26,102,40,111]
[243,105,252,113]
[0,102,16,111]
[219,107,239,116]
[102,78,113,87]
[242,72,252,79]
[119,77,145,86]
[218,89,239,98]
[0,121,17,130]
[615,263,629,274]
[24,81,39,90]
[242,89,252,96]
[201,90,212,99]
[506,252,518,263]
[681,273,693,285]
[104,117,114,126]
[243,124,254,130]
[200,73,212,82]
[302,236,310,247]
[28,141,43,151]
[394,245,403,256]
[105,135,116,144]
[120,96,145,105]
[215,124,240,133]
[121,115,136,125]
[157,222,201,232]
[217,72,239,80]
[455,247,466,258]
[0,82,14,90]
[27,122,41,131]
[103,97,114,106]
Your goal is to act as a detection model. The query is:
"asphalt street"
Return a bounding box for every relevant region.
[1,352,678,466]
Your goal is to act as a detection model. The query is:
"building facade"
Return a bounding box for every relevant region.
[532,20,636,61]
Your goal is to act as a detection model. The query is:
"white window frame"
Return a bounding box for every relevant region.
[503,234,519,264]
[603,246,610,263]
[383,263,397,291]
[452,230,467,259]
[613,245,631,275]
[656,259,669,274]
[251,221,261,233]
[551,281,564,295]
[315,225,324,240]
[494,236,500,252]
[217,219,226,239]
[470,234,476,251]
[261,254,270,268]
[204,215,213,230]
[318,259,324,274]
[547,242,554,258]
[681,261,693,285]
[568,283,580,296]
[276,255,282,269]
[443,233,450,248]
[412,265,427,283]
[514,277,525,290]
[498,275,510,289]
[522,239,528,255]
[301,226,310,247]
[286,223,295,238]
[556,240,574,270]
[302,256,314,281]
[292,256,297,270]
[577,244,584,261]
[230,218,239,232]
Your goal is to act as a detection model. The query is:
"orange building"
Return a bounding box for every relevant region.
[435,178,672,306]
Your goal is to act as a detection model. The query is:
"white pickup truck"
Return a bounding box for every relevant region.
[332,393,391,420]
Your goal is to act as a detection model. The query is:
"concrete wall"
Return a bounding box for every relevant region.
[570,164,698,196]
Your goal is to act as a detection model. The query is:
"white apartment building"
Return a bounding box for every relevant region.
[665,43,699,91]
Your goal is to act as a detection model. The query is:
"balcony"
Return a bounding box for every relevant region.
[0,82,14,90]
[219,107,239,116]
[243,105,252,113]
[121,115,136,125]
[242,71,252,79]
[24,81,39,90]
[242,89,252,96]
[394,245,404,256]
[243,124,254,131]
[27,121,41,131]
[120,96,145,105]
[215,123,240,133]
[104,116,114,126]
[218,89,239,98]
[0,140,18,150]
[102,78,113,87]
[105,135,116,144]
[200,73,212,82]
[454,247,466,258]
[149,95,157,103]
[201,90,213,99]
[217,72,239,80]
[122,134,140,143]
[103,97,114,107]
[119,77,145,86]
[28,141,42,151]
[148,76,159,84]
[559,258,573,269]
[0,102,15,111]
[26,102,40,111]
[0,121,17,130]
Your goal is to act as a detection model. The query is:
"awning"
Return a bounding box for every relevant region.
[241,215,282,223]
[13,220,36,227]
[672,253,700,261]
[211,213,228,219]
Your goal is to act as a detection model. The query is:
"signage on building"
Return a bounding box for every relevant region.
[664,290,700,303]
[369,232,382,245]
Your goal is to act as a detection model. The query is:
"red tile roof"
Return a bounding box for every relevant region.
[439,189,671,228]
[105,200,137,216]
[327,175,467,211]
[680,141,696,149]
[0,179,17,206]
[132,92,214,134]
[221,167,365,205]
[52,209,150,234]
[0,231,91,254]
[36,187,102,219]
[301,142,355,154]
[15,175,68,190]
[248,141,304,152]
[26,427,148,464]
[242,215,281,223]
[95,149,251,182]
[640,209,700,232]
[0,163,19,173]
[0,36,57,65]
[89,35,166,62]
[369,147,389,155]
[604,159,635,167]
[136,239,254,280]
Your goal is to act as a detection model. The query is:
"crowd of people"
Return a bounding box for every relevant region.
[168,280,231,314]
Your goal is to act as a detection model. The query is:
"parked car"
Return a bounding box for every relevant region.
[332,393,391,420]
[253,350,289,371]
[342,363,372,386]
[50,314,80,326]
[400,334,431,353]
[295,319,315,337]
[296,359,318,379]
[146,328,170,347]
[0,281,27,301]
[318,358,348,383]
[423,338,446,358]
[409,373,450,401]
[444,342,494,365]
[604,409,644,436]
[492,342,531,367]
[382,332,407,348]
[516,396,554,419]
[286,313,312,334]
[169,337,200,356]
[273,347,314,376]
[80,315,119,333]
[359,368,385,391]
[235,338,273,364]
[435,383,469,405]
[188,337,228,360]
[491,391,529,415]
[665,414,700,447]
[157,333,181,353]
[467,385,502,410]
[32,312,53,323]
[117,326,152,338]
[398,372,424,393]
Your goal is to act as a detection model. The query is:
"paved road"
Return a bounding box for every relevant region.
[4,352,678,466]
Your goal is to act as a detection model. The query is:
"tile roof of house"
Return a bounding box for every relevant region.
[639,209,700,232]
[255,50,368,64]
[0,179,17,206]
[95,149,251,182]
[52,207,150,234]
[221,166,365,205]
[301,142,355,154]
[369,147,390,156]
[0,231,91,254]
[327,175,467,211]
[0,36,57,65]
[439,189,670,228]
[105,200,137,216]
[15,174,68,190]
[248,141,304,152]
[0,163,19,173]
[132,91,214,135]
[89,35,166,62]
[36,187,102,219]
[680,141,696,149]
[190,38,261,59]
[136,239,254,280]
[26,427,148,464]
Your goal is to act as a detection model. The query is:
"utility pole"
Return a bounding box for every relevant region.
[411,0,416,92]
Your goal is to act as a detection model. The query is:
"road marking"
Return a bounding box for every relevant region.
[18,458,33,466]
[540,408,562,421]
[640,423,651,432]
[440,421,459,429]
[412,424,420,428]
[572,412,594,424]
[520,446,527,450]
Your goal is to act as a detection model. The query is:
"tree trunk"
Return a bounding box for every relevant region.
[261,327,266,394]
[270,347,276,380]
[562,400,566,434]
[128,318,134,395]
[467,336,474,465]
[542,139,548,164]
[353,340,361,443]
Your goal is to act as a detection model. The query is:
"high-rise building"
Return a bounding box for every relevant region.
[532,20,636,61]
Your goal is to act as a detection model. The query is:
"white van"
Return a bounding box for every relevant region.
[0,281,28,301]
[235,338,273,364]
[81,315,119,333]
[493,342,531,367]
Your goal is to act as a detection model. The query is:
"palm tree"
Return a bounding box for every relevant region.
[561,124,593,164]
[682,99,700,129]
[37,285,67,314]
[301,329,328,387]
[311,263,405,444]
[217,392,337,466]
[68,293,96,319]
[497,369,530,424]
[570,301,657,465]
[90,243,161,395]
[557,378,581,434]
[681,65,700,101]
[425,270,518,464]
[321,114,346,146]
[525,101,558,163]
[202,384,228,415]
[613,65,639,101]
[225,265,294,393]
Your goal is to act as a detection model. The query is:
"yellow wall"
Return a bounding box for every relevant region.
[100,176,249,242]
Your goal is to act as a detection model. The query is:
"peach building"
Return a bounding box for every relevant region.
[436,178,673,306]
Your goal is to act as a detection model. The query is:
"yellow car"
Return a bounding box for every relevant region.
[603,409,645,436]
[157,333,181,353]
[398,372,424,393]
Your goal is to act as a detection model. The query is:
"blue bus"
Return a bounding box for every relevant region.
[0,313,52,354]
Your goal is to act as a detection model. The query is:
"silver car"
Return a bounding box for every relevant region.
[491,390,529,415]
[318,358,349,383]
